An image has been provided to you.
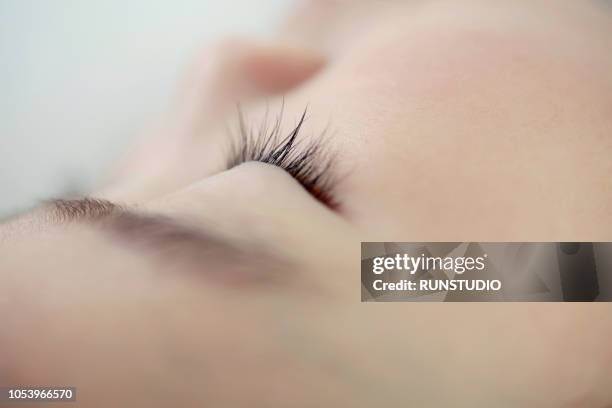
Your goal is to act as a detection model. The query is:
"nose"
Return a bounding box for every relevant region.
[99,39,326,204]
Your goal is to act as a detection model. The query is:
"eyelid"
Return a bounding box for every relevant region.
[46,198,292,287]
[227,103,339,209]
[100,211,290,286]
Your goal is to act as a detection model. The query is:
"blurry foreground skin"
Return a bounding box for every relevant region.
[1,0,612,407]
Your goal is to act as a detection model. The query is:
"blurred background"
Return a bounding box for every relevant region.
[0,0,291,217]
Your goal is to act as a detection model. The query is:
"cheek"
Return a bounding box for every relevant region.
[288,2,611,237]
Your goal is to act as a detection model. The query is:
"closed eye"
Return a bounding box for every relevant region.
[226,102,339,209]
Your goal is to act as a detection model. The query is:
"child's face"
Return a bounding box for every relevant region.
[1,0,611,406]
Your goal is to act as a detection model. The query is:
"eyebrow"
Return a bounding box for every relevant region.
[51,198,122,221]
[47,198,291,286]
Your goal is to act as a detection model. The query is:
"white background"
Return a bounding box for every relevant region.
[0,0,290,217]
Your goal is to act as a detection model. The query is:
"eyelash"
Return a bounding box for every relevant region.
[226,104,338,209]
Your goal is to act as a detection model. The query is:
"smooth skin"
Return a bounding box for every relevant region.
[1,1,611,407]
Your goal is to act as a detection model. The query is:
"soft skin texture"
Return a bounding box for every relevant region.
[1,1,612,407]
